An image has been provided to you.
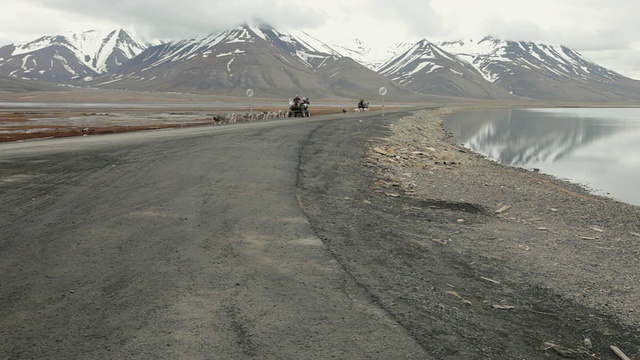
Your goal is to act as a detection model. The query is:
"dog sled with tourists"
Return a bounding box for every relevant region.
[357,99,369,112]
[288,95,310,117]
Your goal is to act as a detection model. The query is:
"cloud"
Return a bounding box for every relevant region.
[0,2,94,43]
[26,0,326,41]
[368,0,444,37]
[583,44,640,79]
[479,18,546,42]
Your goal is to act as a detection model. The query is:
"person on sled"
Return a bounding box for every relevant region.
[358,99,368,111]
[302,96,310,117]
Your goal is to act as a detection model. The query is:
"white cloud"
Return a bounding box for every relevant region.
[23,0,326,41]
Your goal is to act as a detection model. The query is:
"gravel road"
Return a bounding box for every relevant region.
[1,107,638,359]
[0,114,427,359]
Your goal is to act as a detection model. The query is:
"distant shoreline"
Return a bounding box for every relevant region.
[2,89,640,143]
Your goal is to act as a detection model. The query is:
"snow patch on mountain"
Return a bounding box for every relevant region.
[8,29,152,75]
[137,24,344,73]
[332,39,415,70]
[436,36,622,84]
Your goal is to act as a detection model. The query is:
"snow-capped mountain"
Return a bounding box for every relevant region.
[438,37,622,85]
[0,29,153,82]
[94,23,408,98]
[435,37,640,101]
[365,35,640,101]
[376,39,511,99]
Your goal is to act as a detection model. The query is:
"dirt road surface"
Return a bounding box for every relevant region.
[0,112,429,359]
[1,108,638,359]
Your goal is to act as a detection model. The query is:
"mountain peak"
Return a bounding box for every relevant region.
[242,19,274,31]
[0,28,153,81]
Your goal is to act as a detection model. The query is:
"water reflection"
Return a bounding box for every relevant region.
[444,108,640,206]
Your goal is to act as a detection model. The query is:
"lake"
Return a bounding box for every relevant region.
[444,108,640,206]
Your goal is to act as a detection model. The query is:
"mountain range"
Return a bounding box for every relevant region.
[0,29,152,83]
[92,24,406,99]
[2,23,640,102]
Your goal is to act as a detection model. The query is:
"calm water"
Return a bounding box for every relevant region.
[444,108,640,206]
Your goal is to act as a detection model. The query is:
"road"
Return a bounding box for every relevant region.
[0,112,428,359]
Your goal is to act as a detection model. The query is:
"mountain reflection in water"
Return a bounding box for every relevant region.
[444,108,640,206]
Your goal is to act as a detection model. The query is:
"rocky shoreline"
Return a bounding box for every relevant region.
[298,106,640,358]
[368,107,640,328]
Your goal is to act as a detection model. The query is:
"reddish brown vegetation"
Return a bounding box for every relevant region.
[0,106,357,143]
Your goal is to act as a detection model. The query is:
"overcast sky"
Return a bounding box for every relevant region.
[2,0,640,78]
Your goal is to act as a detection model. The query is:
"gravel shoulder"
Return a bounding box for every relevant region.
[378,108,640,324]
[298,107,640,359]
